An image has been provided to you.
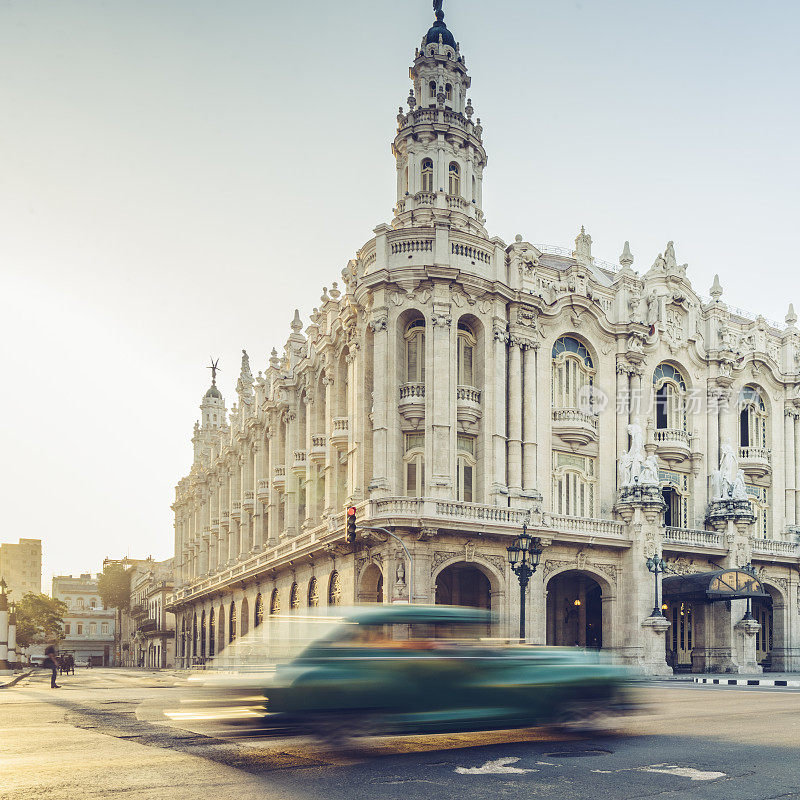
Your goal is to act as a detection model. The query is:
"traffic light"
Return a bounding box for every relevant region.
[346,506,357,544]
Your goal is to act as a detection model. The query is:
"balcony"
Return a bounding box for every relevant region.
[273,465,286,492]
[739,446,771,478]
[663,526,724,551]
[551,408,598,446]
[230,501,242,521]
[257,478,269,502]
[219,511,230,529]
[139,619,157,634]
[456,385,482,425]
[292,450,308,475]
[309,433,327,464]
[750,536,799,558]
[242,490,255,511]
[654,428,691,464]
[129,603,146,618]
[210,517,220,533]
[330,417,350,450]
[399,383,426,424]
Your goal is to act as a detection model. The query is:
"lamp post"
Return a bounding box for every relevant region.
[506,517,544,642]
[645,555,666,617]
[739,562,757,621]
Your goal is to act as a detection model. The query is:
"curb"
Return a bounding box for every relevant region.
[694,676,800,687]
[0,670,34,689]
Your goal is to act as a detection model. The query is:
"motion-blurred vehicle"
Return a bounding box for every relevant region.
[178,605,637,744]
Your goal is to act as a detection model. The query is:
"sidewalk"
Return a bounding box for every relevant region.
[0,669,34,689]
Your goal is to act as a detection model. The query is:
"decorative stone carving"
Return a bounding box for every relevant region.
[431,312,452,327]
[369,315,388,332]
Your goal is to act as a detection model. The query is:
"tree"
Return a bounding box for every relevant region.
[14,593,68,650]
[98,562,132,666]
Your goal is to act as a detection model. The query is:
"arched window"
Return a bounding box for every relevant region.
[456,434,476,502]
[552,452,596,518]
[208,609,216,657]
[457,321,475,387]
[429,80,437,102]
[653,363,687,431]
[445,82,452,102]
[192,613,198,657]
[405,319,426,383]
[552,336,594,411]
[308,577,319,608]
[660,471,689,529]
[180,618,186,658]
[269,588,280,615]
[228,601,237,643]
[472,175,477,202]
[421,158,434,193]
[218,606,225,653]
[328,571,342,606]
[240,598,249,636]
[77,597,84,609]
[290,583,300,610]
[200,611,206,658]
[448,162,460,196]
[254,593,264,627]
[739,386,767,451]
[404,432,425,497]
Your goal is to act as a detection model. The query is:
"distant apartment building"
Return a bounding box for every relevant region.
[0,538,42,600]
[121,558,176,668]
[52,574,115,666]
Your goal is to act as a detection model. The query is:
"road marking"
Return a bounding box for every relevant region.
[640,765,726,781]
[591,765,726,781]
[455,757,537,775]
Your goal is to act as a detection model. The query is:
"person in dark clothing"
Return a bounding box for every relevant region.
[44,645,60,689]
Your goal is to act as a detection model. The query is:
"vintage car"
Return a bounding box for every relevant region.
[186,605,637,744]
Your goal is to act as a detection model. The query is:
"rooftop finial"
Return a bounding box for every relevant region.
[291,309,303,333]
[207,357,220,385]
[619,241,634,268]
[710,274,723,301]
[787,303,797,327]
[434,0,444,21]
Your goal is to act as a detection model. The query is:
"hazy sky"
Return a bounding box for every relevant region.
[2,0,798,590]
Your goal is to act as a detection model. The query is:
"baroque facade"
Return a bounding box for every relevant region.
[169,3,800,674]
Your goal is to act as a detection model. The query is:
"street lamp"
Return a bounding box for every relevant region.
[645,555,666,617]
[507,517,544,642]
[739,562,757,620]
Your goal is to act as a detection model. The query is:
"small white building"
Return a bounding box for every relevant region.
[52,574,115,666]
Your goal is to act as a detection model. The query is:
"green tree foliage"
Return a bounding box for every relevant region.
[97,562,132,612]
[14,593,68,649]
[98,562,132,665]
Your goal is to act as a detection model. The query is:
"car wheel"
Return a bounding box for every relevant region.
[551,702,617,735]
[308,712,384,748]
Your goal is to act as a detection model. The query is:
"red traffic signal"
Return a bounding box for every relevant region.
[346,506,357,543]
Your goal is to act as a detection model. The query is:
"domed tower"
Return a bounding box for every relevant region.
[392,1,488,235]
[199,359,226,431]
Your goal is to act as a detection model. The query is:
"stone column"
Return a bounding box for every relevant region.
[323,372,337,514]
[616,363,630,488]
[629,369,643,425]
[428,308,453,499]
[785,408,796,528]
[370,313,390,497]
[240,449,252,555]
[8,614,16,668]
[285,411,299,535]
[507,340,523,495]
[346,351,361,501]
[718,388,735,454]
[266,425,278,545]
[522,344,538,492]
[491,322,508,502]
[707,388,720,495]
[794,412,800,525]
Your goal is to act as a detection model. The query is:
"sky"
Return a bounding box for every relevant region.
[1,0,798,591]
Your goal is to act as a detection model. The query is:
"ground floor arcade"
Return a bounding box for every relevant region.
[169,530,800,674]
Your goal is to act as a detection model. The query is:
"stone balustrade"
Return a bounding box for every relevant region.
[547,514,626,537]
[654,428,690,446]
[750,536,800,557]
[664,526,723,548]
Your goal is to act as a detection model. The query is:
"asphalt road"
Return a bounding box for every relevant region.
[4,669,800,800]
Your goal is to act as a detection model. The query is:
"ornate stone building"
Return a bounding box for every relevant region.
[169,2,800,674]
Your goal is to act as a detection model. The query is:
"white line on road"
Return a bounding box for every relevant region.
[591,764,726,781]
[455,757,538,775]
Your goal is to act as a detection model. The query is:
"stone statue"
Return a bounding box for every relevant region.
[640,455,660,487]
[665,241,677,271]
[711,438,739,500]
[396,559,406,586]
[619,422,646,487]
[646,290,659,325]
[731,469,748,501]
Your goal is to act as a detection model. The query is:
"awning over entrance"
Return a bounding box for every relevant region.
[662,569,768,602]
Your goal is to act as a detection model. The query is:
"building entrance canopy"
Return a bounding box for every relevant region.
[662,569,768,602]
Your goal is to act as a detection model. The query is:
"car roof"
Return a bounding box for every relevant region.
[333,604,495,625]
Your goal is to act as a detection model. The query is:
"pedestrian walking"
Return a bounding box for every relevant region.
[43,645,60,689]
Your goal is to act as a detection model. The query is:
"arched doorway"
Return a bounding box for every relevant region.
[546,570,603,649]
[435,563,491,608]
[359,563,384,603]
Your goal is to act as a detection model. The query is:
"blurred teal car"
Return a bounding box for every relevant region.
[211,604,639,743]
